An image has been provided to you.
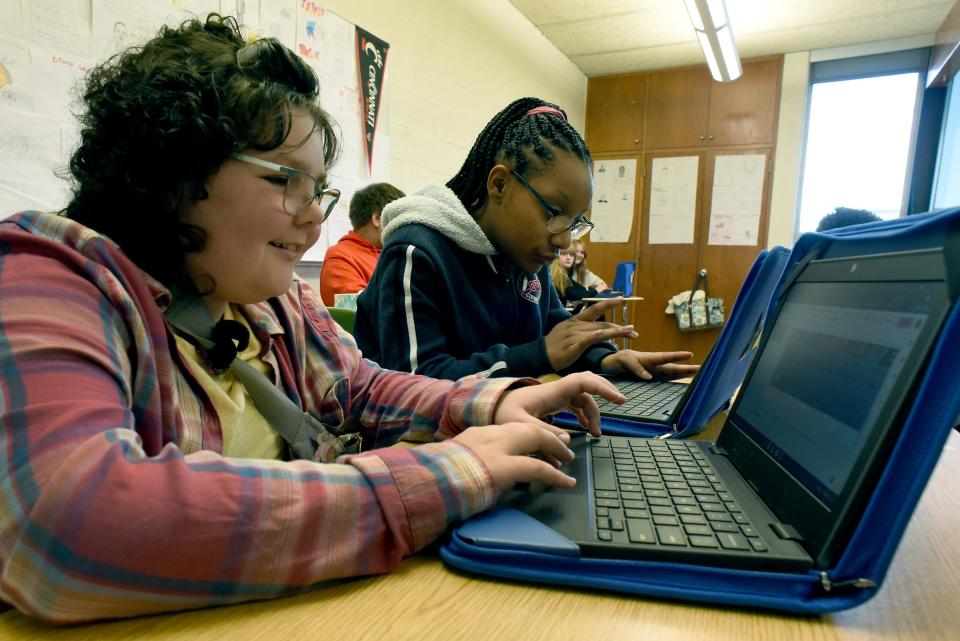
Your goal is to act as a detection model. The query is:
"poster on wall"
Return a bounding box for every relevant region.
[589,158,636,243]
[708,154,765,246]
[355,26,388,176]
[648,156,698,245]
[285,2,394,260]
[1,0,391,264]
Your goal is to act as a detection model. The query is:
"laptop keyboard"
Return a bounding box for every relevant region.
[590,437,769,554]
[595,380,687,419]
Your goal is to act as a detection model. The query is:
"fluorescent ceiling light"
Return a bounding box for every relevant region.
[683,0,743,82]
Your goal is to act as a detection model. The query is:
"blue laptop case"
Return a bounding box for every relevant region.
[553,246,791,438]
[441,206,960,613]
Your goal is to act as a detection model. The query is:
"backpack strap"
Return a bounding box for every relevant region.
[164,294,359,462]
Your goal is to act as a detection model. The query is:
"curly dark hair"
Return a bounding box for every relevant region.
[348,182,405,229]
[816,207,882,232]
[446,97,591,214]
[65,14,340,291]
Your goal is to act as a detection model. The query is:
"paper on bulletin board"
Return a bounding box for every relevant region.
[648,156,698,245]
[708,154,765,246]
[589,158,636,243]
[259,0,297,49]
[0,37,33,111]
[22,0,92,56]
[0,106,73,215]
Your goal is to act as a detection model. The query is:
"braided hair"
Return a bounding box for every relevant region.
[446,97,591,213]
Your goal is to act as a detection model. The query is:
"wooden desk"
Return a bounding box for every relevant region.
[2,425,958,640]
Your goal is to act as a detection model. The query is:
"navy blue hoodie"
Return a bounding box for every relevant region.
[354,184,615,379]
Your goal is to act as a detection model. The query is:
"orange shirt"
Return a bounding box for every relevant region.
[319,230,381,305]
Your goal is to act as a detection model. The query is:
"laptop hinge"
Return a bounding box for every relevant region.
[770,522,805,543]
[819,572,877,593]
[705,444,727,456]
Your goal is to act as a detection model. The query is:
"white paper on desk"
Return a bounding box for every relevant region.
[92,0,177,60]
[23,0,91,56]
[29,44,92,118]
[0,1,23,38]
[0,37,33,111]
[260,0,297,50]
[0,106,73,214]
[589,158,636,243]
[649,156,698,245]
[708,154,765,246]
[0,184,54,217]
[219,0,260,33]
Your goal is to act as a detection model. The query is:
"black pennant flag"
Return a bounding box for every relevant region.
[355,26,390,175]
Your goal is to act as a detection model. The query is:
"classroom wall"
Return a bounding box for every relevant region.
[767,52,811,249]
[318,0,587,193]
[0,0,585,219]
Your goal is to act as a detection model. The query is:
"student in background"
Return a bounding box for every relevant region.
[550,245,597,311]
[570,239,608,292]
[354,97,697,382]
[0,16,625,624]
[816,206,881,232]
[319,181,404,306]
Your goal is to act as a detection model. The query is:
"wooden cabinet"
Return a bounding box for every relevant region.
[643,58,782,150]
[707,58,781,146]
[581,153,644,295]
[585,74,647,152]
[582,58,782,363]
[621,150,773,361]
[644,67,712,150]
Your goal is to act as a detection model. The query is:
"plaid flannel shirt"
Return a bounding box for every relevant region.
[0,211,516,623]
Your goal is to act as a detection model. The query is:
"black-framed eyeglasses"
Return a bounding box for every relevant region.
[511,170,594,239]
[234,154,341,219]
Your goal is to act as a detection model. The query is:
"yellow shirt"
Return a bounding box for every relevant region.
[174,305,285,459]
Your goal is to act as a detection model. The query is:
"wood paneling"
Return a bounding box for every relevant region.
[585,75,647,152]
[707,58,782,147]
[584,57,783,363]
[582,153,643,299]
[644,67,712,150]
[632,152,711,358]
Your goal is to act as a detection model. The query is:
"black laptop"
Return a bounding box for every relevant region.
[502,246,956,571]
[583,248,791,428]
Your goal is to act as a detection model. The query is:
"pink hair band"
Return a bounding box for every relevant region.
[525,105,566,120]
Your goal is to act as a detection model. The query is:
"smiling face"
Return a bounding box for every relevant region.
[181,111,329,317]
[573,241,586,266]
[477,149,593,275]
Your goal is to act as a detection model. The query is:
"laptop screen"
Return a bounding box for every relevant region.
[720,248,952,566]
[732,281,937,505]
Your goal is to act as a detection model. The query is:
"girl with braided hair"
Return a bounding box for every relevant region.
[355,98,697,382]
[0,18,628,623]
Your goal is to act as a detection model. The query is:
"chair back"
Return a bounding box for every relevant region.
[612,262,636,296]
[327,307,356,334]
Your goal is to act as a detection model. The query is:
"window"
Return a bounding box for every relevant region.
[932,79,960,209]
[796,49,929,235]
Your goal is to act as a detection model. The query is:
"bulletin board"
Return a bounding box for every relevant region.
[0,0,390,261]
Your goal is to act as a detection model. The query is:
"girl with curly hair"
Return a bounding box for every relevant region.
[0,15,624,624]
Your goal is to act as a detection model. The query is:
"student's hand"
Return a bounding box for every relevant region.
[453,423,577,494]
[595,281,610,292]
[545,298,637,371]
[493,371,625,437]
[600,350,699,381]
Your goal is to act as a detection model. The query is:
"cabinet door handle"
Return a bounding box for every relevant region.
[633,138,640,144]
[699,135,705,140]
[707,135,714,140]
